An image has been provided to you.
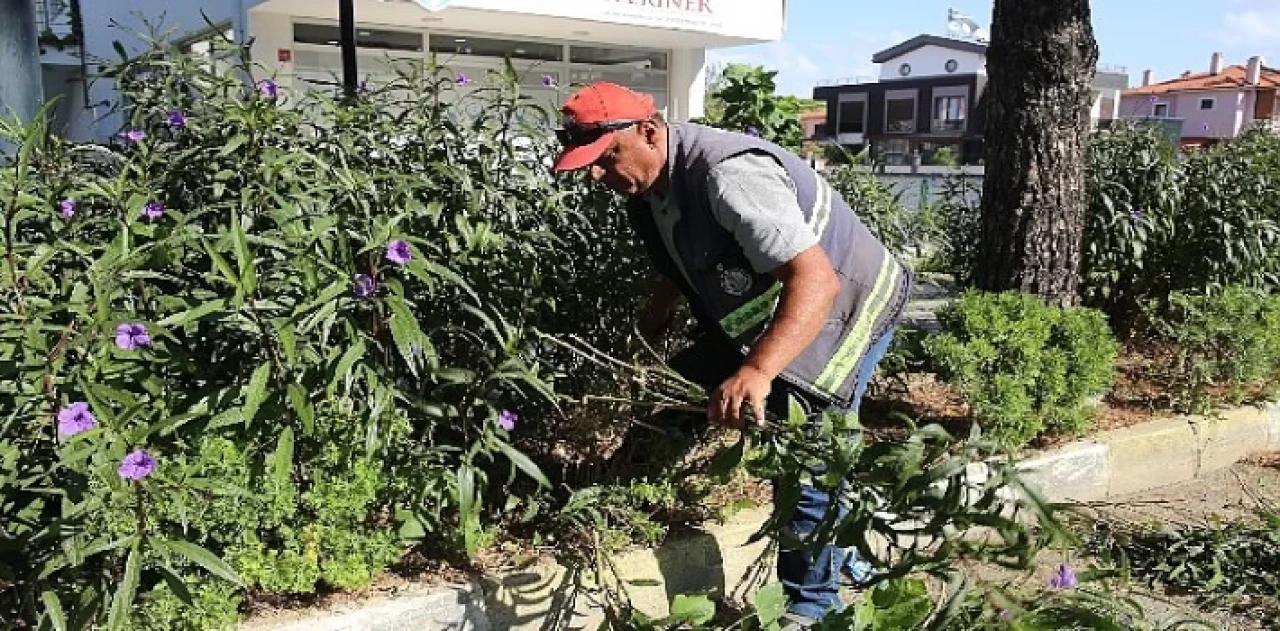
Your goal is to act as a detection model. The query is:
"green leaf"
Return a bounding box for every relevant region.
[286,383,314,434]
[220,134,248,156]
[106,541,141,631]
[157,299,226,327]
[707,437,746,481]
[496,441,550,488]
[156,565,194,606]
[41,590,67,631]
[201,238,240,290]
[668,594,715,625]
[271,426,294,490]
[626,578,663,587]
[752,583,787,627]
[330,340,366,395]
[242,361,272,423]
[387,297,430,378]
[155,539,244,587]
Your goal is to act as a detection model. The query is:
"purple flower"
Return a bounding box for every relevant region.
[498,409,517,432]
[166,109,187,130]
[56,402,97,437]
[455,73,471,86]
[542,74,557,87]
[122,129,146,143]
[1130,208,1145,221]
[259,79,279,98]
[114,323,152,351]
[353,273,376,298]
[118,449,157,481]
[997,609,1012,621]
[59,198,76,218]
[386,239,412,265]
[746,126,761,137]
[1177,151,1187,160]
[142,200,164,219]
[1049,564,1078,589]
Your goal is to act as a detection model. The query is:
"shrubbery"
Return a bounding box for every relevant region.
[0,35,648,629]
[1141,286,1280,414]
[923,292,1119,448]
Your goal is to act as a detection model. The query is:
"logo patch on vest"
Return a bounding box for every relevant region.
[718,265,753,297]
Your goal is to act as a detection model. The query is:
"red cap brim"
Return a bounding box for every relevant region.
[552,132,614,172]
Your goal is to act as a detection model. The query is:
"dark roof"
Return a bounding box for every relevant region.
[871,35,987,64]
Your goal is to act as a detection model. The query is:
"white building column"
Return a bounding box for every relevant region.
[668,47,706,122]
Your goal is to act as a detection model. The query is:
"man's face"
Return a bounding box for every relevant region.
[586,122,666,197]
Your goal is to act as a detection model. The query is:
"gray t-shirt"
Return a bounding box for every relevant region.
[644,152,819,286]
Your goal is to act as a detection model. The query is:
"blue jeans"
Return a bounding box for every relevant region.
[667,327,898,620]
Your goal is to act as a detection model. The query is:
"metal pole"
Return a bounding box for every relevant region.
[339,0,358,100]
[0,0,45,123]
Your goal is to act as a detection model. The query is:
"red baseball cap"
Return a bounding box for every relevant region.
[552,82,657,172]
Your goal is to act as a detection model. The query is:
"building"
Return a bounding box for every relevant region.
[799,108,826,140]
[811,33,1129,166]
[32,0,785,141]
[1120,53,1280,147]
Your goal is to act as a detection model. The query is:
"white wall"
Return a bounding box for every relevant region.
[880,47,984,81]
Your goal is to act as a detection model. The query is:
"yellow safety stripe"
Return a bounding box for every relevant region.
[719,283,783,338]
[814,255,900,394]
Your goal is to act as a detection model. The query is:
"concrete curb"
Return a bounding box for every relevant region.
[238,401,1280,630]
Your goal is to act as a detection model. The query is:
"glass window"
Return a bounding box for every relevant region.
[837,100,865,134]
[1153,103,1170,117]
[1200,98,1214,110]
[294,23,424,52]
[886,98,915,133]
[933,96,966,131]
[570,45,667,70]
[569,68,666,91]
[428,34,563,62]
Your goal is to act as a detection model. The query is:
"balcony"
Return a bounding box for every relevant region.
[886,120,915,134]
[35,0,78,46]
[932,119,966,133]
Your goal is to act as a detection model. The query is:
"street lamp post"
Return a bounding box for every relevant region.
[339,0,358,100]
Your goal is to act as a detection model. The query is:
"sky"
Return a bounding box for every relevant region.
[709,0,1280,98]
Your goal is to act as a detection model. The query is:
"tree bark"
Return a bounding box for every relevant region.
[976,0,1099,306]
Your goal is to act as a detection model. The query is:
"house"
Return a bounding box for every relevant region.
[800,108,827,140]
[812,33,1129,166]
[1120,53,1280,147]
[31,0,785,142]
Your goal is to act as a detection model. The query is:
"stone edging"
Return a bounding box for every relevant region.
[238,402,1280,630]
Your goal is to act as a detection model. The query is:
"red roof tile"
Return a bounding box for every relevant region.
[1125,64,1280,95]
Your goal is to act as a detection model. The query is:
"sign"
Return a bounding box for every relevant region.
[277,48,292,63]
[420,0,783,41]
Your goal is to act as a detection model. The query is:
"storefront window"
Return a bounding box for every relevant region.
[294,23,424,52]
[570,45,667,70]
[428,34,563,63]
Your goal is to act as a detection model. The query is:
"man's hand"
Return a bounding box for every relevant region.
[710,365,772,428]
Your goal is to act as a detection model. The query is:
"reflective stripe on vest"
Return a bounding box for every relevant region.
[808,170,833,237]
[719,282,783,338]
[814,254,902,394]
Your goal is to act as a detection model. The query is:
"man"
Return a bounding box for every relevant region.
[552,82,912,624]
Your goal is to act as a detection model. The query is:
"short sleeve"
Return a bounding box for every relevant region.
[706,152,819,274]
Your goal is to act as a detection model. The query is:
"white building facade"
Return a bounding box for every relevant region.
[35,0,784,141]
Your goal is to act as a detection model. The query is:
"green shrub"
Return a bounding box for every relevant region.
[1141,286,1280,414]
[923,292,1119,448]
[0,29,647,628]
[1083,121,1280,331]
[825,165,948,266]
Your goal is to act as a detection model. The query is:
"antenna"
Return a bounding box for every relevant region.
[946,8,989,42]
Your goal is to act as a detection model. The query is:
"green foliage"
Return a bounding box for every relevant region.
[1083,122,1280,331]
[696,64,804,152]
[1090,500,1280,625]
[0,29,647,627]
[1140,286,1280,414]
[924,292,1119,448]
[824,164,947,266]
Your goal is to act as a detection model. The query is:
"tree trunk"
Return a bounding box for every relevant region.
[976,0,1099,307]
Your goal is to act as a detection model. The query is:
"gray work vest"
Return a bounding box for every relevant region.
[627,123,912,409]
